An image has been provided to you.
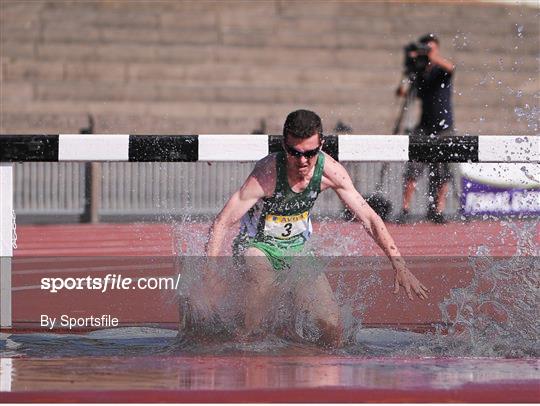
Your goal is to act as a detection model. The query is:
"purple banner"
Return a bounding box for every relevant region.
[461,178,540,216]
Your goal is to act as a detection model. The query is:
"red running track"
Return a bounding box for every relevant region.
[9,220,538,329]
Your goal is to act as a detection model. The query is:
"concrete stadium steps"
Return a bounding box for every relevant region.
[0,114,538,135]
[11,82,531,108]
[4,39,538,77]
[3,58,537,90]
[2,30,538,62]
[2,85,535,133]
[2,1,537,40]
[0,101,398,134]
[1,0,537,135]
[1,103,533,135]
[2,45,535,84]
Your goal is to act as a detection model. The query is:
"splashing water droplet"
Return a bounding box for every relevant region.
[437,222,539,357]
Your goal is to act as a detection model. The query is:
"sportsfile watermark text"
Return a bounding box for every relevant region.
[41,274,182,293]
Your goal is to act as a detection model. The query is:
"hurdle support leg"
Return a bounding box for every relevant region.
[0,163,13,328]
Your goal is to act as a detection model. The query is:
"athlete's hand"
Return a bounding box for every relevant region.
[393,266,429,300]
[200,270,219,310]
[186,262,220,319]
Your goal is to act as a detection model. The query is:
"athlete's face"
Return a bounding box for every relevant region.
[283,132,323,176]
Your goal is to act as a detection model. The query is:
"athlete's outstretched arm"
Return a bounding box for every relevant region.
[324,157,428,300]
[196,159,272,316]
[206,158,272,256]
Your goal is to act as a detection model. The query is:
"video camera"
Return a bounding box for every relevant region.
[403,42,430,78]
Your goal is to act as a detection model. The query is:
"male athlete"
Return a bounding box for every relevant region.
[204,110,428,347]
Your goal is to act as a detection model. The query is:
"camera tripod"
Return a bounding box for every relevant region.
[392,83,417,136]
[377,83,417,191]
[346,82,418,221]
[365,83,417,220]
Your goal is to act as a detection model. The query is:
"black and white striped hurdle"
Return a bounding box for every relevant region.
[0,134,538,328]
[1,134,538,163]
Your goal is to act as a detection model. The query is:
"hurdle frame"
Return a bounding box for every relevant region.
[0,134,538,328]
[1,164,13,327]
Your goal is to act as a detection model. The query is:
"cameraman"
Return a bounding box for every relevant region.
[396,33,455,224]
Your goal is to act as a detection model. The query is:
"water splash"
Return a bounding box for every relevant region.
[3,218,537,359]
[514,102,540,133]
[170,213,539,358]
[435,221,539,357]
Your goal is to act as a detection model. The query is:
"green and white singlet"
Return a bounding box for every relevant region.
[233,151,325,270]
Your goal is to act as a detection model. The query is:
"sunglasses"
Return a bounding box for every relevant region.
[283,143,321,159]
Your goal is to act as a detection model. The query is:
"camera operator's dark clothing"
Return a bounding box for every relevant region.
[404,127,454,193]
[404,161,451,185]
[406,65,455,199]
[415,65,453,134]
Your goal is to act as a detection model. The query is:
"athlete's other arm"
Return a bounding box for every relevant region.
[206,156,273,256]
[323,155,428,300]
[198,158,272,314]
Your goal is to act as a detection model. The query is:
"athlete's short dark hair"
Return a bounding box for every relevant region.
[283,110,323,140]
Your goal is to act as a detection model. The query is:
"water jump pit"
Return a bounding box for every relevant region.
[1,220,538,402]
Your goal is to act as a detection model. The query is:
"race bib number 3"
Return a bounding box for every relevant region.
[264,211,309,239]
